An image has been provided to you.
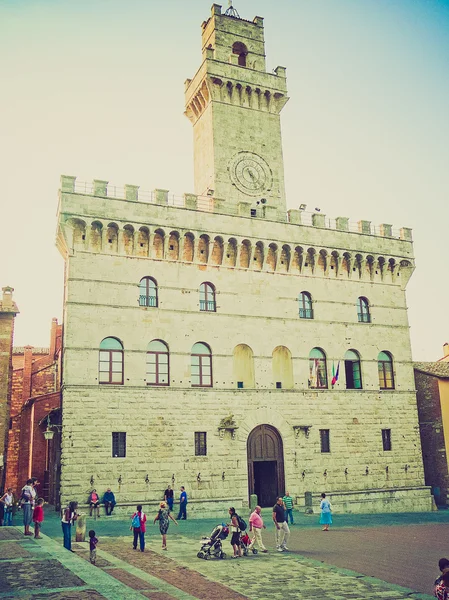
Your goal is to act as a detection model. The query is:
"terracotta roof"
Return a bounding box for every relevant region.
[414,362,449,378]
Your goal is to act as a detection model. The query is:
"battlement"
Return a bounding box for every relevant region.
[60,175,413,243]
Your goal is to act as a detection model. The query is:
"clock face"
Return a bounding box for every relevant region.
[229,152,272,196]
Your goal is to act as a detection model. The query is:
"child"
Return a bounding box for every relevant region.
[33,498,44,538]
[89,529,98,565]
[435,559,449,586]
[435,568,449,600]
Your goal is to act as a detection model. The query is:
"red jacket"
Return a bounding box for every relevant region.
[132,511,146,532]
[33,505,44,522]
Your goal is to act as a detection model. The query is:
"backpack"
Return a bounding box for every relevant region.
[21,487,32,504]
[236,514,247,531]
[131,513,141,528]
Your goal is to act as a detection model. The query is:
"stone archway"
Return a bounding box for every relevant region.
[247,424,285,507]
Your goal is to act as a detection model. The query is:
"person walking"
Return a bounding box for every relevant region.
[33,498,44,538]
[283,491,294,525]
[164,485,174,511]
[154,501,178,550]
[102,488,116,516]
[319,492,332,531]
[229,507,242,558]
[61,501,78,551]
[248,505,268,553]
[272,496,290,552]
[0,487,14,526]
[177,486,187,520]
[131,505,147,551]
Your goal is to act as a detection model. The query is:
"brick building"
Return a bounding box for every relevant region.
[415,347,449,506]
[5,318,62,504]
[56,4,431,515]
[0,286,19,493]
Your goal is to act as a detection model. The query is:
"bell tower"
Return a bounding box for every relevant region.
[185,3,289,219]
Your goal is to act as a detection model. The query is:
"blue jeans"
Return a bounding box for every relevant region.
[4,509,12,526]
[285,508,294,524]
[62,522,72,550]
[167,498,174,511]
[133,528,145,550]
[177,503,187,520]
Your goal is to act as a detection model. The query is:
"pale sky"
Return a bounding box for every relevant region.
[1,0,448,360]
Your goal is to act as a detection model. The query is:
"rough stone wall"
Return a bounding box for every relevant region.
[0,288,18,492]
[415,369,449,505]
[5,322,62,496]
[57,243,429,512]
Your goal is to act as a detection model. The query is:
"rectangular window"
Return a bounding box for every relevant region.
[276,381,282,389]
[237,381,244,389]
[112,432,126,458]
[382,429,392,451]
[320,429,330,453]
[195,432,207,456]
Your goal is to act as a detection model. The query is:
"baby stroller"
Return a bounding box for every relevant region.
[197,524,229,560]
[240,531,258,555]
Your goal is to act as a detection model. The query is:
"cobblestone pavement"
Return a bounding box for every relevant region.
[99,535,433,600]
[0,522,439,599]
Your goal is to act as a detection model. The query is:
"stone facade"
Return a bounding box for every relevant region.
[56,4,431,515]
[0,287,19,493]
[5,319,62,504]
[414,359,449,506]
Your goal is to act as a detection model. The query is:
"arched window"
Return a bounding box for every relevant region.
[199,282,216,312]
[357,297,370,323]
[378,351,395,389]
[299,291,313,319]
[191,342,212,387]
[232,41,247,67]
[146,340,169,386]
[233,344,255,388]
[309,348,327,389]
[139,277,158,307]
[99,337,124,385]
[344,350,362,389]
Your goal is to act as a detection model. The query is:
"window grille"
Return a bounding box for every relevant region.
[382,429,392,451]
[139,277,158,307]
[299,292,313,319]
[195,432,207,456]
[199,282,216,312]
[112,432,126,457]
[357,297,371,323]
[320,429,330,453]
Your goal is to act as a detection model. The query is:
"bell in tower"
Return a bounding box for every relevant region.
[185,3,289,220]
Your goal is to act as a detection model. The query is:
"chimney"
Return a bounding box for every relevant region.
[1,286,14,309]
[50,318,58,358]
[22,346,33,403]
[444,343,449,358]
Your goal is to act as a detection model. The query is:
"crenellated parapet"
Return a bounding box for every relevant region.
[57,175,415,287]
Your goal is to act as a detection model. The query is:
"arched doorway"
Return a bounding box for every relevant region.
[247,425,285,507]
